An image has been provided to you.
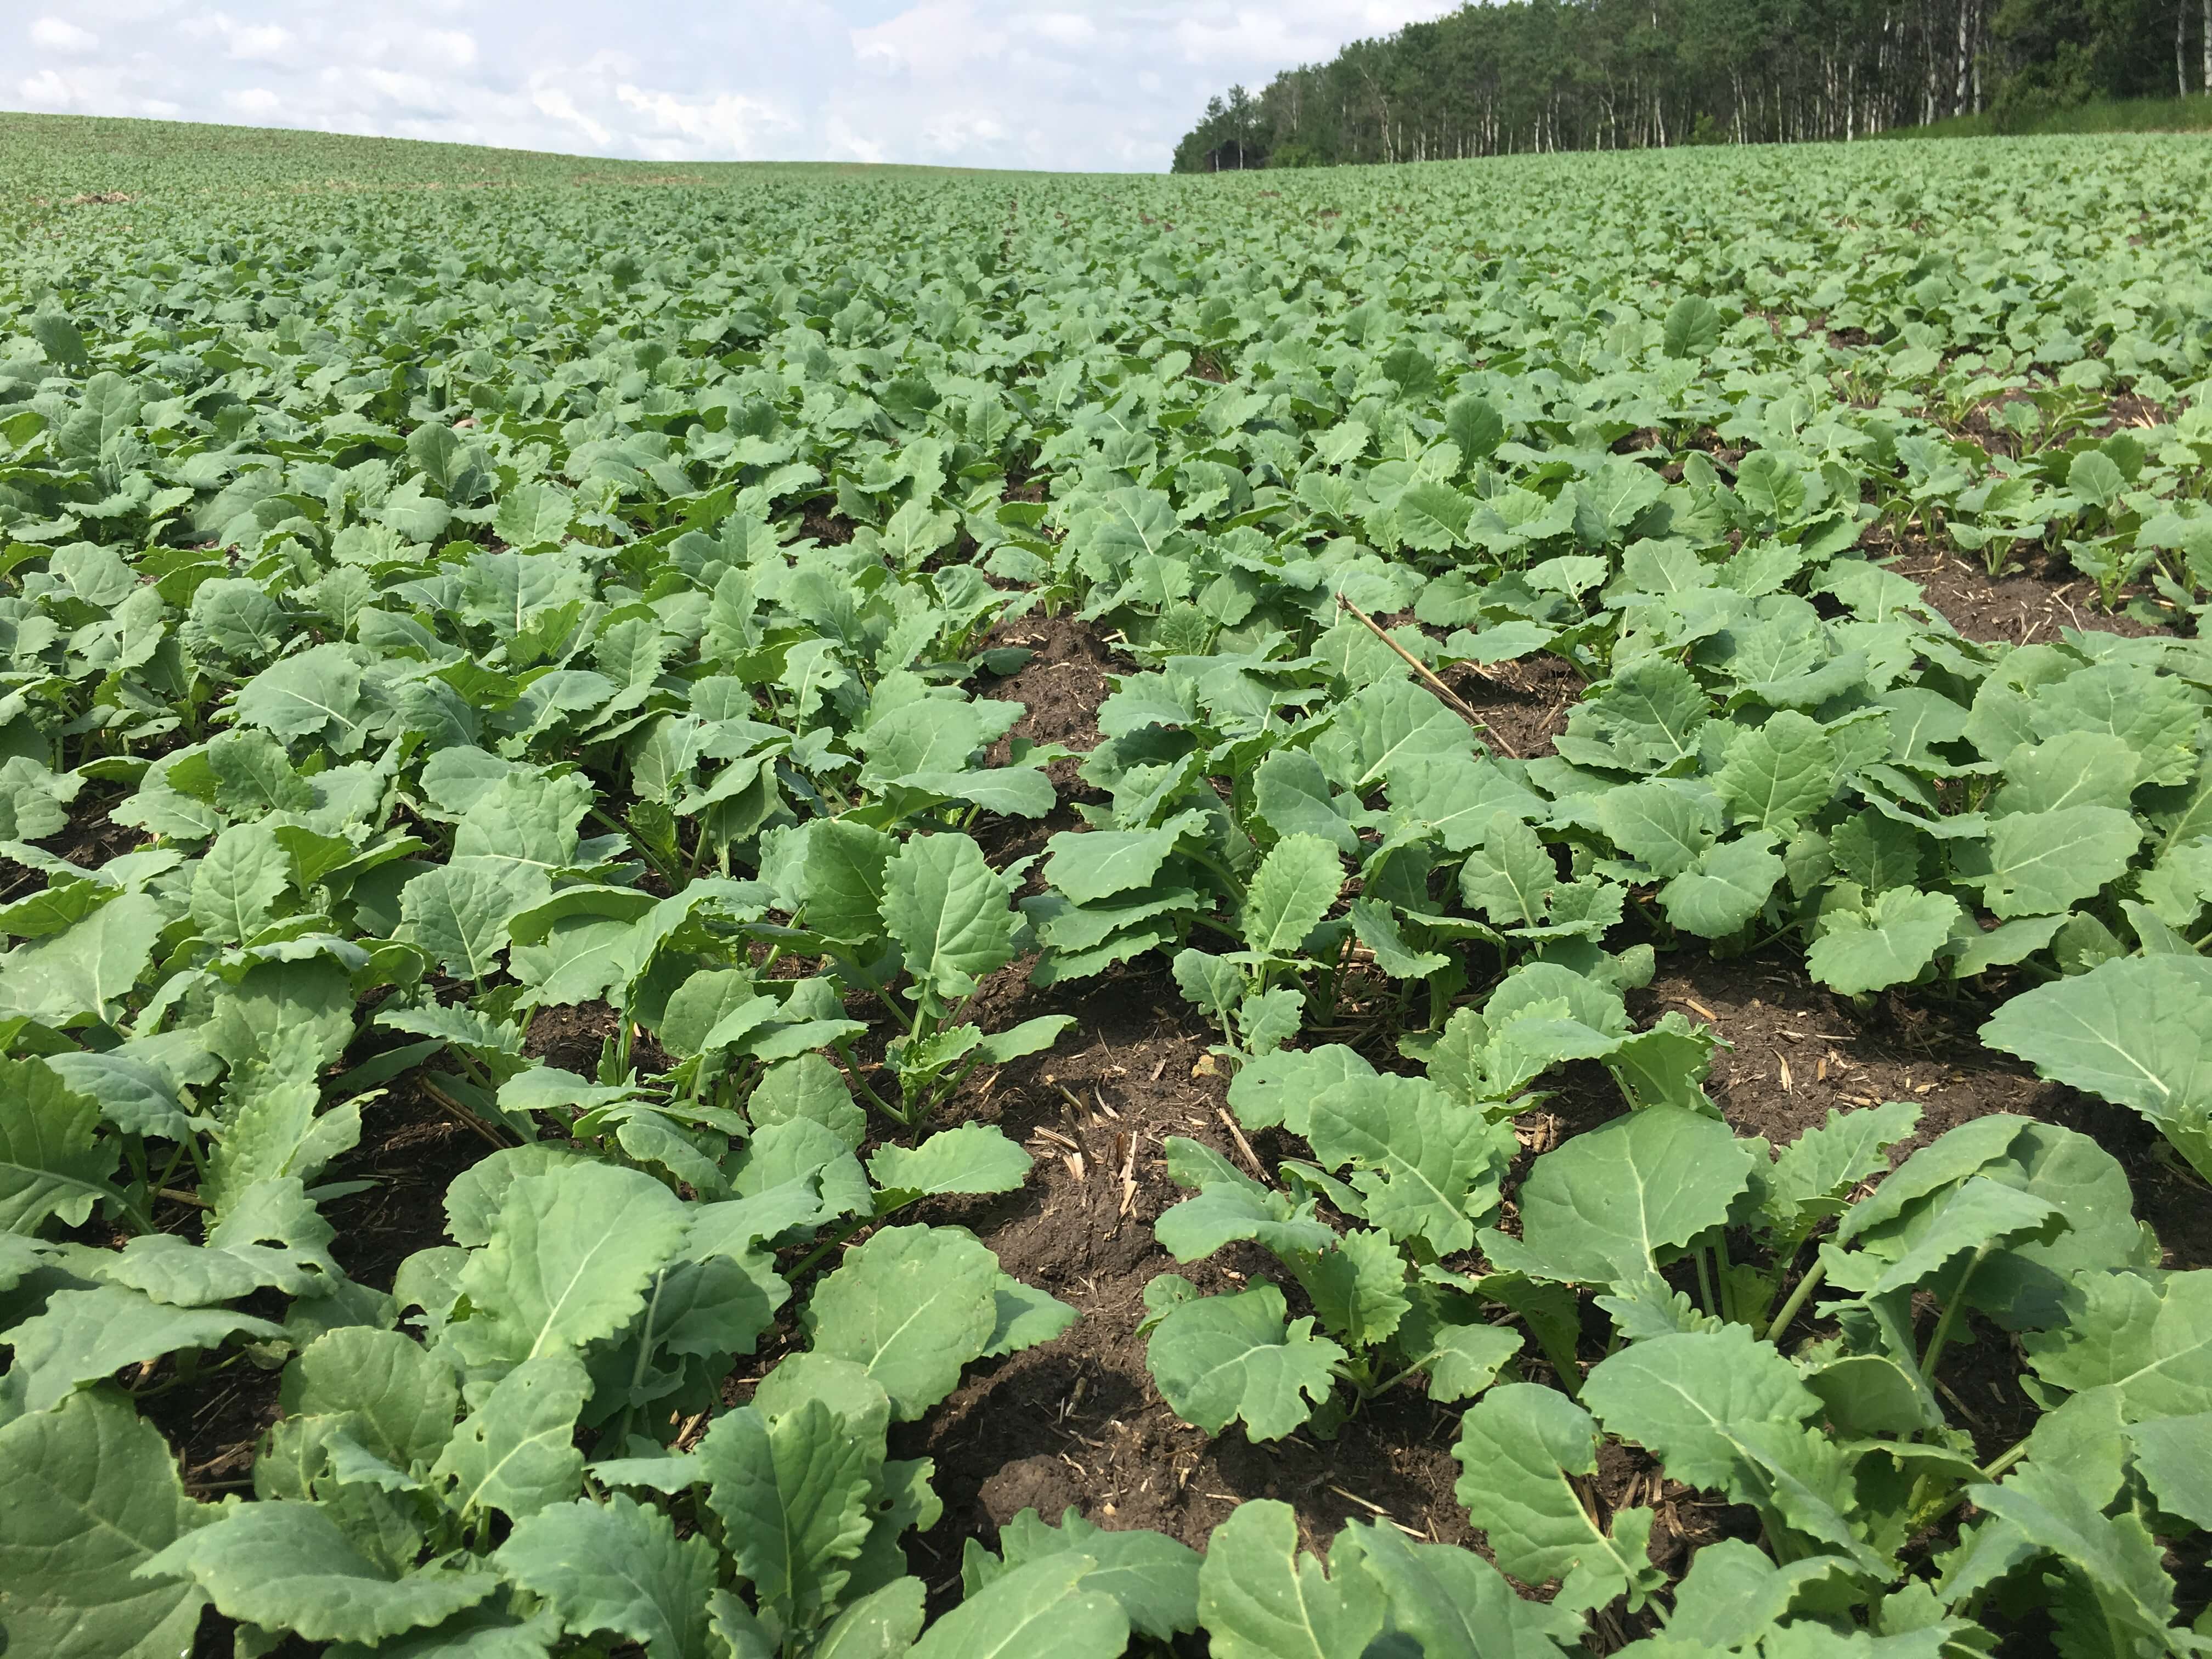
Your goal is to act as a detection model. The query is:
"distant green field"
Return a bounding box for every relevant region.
[1,109,1012,215]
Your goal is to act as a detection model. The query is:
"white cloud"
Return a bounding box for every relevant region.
[18,66,75,107]
[613,84,797,160]
[532,84,610,147]
[10,0,1463,171]
[29,17,99,53]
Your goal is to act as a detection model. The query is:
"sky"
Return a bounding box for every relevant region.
[13,1,1461,173]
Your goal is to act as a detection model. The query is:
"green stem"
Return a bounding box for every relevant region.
[1693,1243,1717,1316]
[1920,1246,1989,1383]
[831,1041,904,1124]
[1764,1257,1828,1342]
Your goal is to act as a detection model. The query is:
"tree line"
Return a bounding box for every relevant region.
[1171,0,2212,170]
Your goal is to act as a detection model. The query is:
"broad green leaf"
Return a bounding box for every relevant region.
[1482,1107,1753,1287]
[1144,1282,1345,1441]
[2024,1269,2212,1420]
[698,1398,876,1632]
[1240,833,1341,955]
[802,1224,1000,1420]
[2127,1413,2212,1530]
[0,1390,211,1659]
[494,1494,718,1659]
[866,1123,1031,1198]
[881,832,1017,998]
[1304,1072,1513,1255]
[1350,1521,1582,1657]
[1453,1381,1667,1614]
[0,891,165,1024]
[1716,711,1836,833]
[0,1056,116,1232]
[1970,1460,2187,1651]
[1805,888,1960,996]
[289,1326,460,1474]
[1972,804,2141,917]
[986,1507,1201,1641]
[138,1501,495,1645]
[2,1285,282,1416]
[1981,957,2212,1179]
[447,1163,691,1370]
[1044,809,1207,907]
[430,1352,590,1521]
[910,1555,1127,1659]
[1660,834,1784,938]
[1592,781,1718,878]
[1457,811,1556,928]
[1195,1499,1384,1659]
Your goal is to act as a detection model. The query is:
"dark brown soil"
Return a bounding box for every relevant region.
[1443,650,1584,759]
[1871,531,2177,645]
[973,611,1115,870]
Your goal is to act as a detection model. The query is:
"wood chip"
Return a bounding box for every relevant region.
[1218,1107,1268,1184]
[1681,996,1719,1022]
[1778,1055,1793,1092]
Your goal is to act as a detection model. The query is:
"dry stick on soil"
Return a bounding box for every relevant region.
[1334,592,1520,759]
[1217,1106,1270,1184]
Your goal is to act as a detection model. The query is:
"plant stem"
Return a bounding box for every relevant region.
[1765,1257,1828,1342]
[1693,1243,1717,1315]
[1920,1245,1989,1383]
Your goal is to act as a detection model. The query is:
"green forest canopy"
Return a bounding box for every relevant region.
[1173,0,2212,168]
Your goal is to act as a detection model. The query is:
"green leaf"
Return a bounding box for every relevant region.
[802,1224,1000,1420]
[0,1390,211,1659]
[1348,1521,1582,1659]
[988,1508,1201,1641]
[289,1325,460,1474]
[1304,1072,1513,1256]
[881,833,1017,999]
[1457,811,1556,928]
[1582,1327,1882,1571]
[2024,1268,2212,1420]
[1660,834,1784,938]
[803,819,899,943]
[1716,711,1836,833]
[1453,1381,1667,1614]
[430,1352,590,1521]
[698,1398,876,1632]
[1591,781,1718,878]
[1970,1460,2187,1651]
[2128,1413,2212,1530]
[1240,833,1342,955]
[1482,1107,1754,1288]
[1144,1282,1345,1442]
[1806,888,1960,996]
[0,1055,116,1232]
[1982,957,2212,1180]
[2,1285,282,1416]
[494,1494,719,1659]
[1396,479,1475,550]
[138,1501,496,1646]
[1972,804,2141,917]
[1043,810,1207,907]
[1194,1499,1384,1659]
[911,1555,1127,1659]
[1663,294,1722,358]
[189,821,293,944]
[867,1123,1031,1199]
[0,892,165,1025]
[447,1163,691,1370]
